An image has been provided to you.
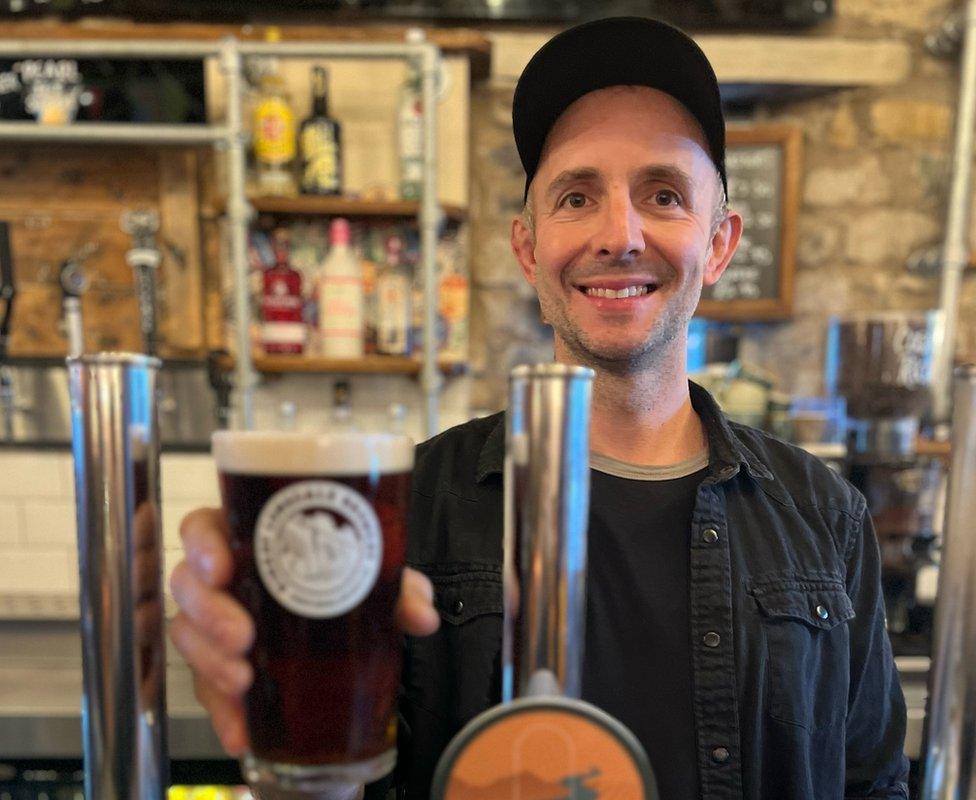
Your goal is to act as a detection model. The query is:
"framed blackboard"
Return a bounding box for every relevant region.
[697,124,801,321]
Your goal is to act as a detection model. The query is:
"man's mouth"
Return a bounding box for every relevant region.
[575,282,658,299]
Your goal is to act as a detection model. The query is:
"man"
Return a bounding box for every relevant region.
[170,17,908,799]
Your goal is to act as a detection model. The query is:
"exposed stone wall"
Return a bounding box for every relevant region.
[466,0,975,411]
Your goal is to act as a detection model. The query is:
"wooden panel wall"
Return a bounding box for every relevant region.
[0,144,208,359]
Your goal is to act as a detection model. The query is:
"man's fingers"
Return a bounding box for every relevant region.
[179,507,234,588]
[192,673,251,757]
[169,560,255,655]
[397,567,440,637]
[169,613,253,697]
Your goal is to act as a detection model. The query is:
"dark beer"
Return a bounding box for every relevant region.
[213,431,413,783]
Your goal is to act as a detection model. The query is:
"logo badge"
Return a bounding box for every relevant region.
[255,480,383,618]
[431,696,658,799]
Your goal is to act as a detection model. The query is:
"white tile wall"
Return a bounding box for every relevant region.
[0,548,78,593]
[0,452,72,499]
[0,450,220,609]
[0,500,24,546]
[161,456,221,502]
[22,500,77,547]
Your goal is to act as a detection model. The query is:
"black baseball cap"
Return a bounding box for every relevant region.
[512,16,726,202]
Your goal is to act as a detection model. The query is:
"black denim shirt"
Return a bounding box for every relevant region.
[369,382,908,799]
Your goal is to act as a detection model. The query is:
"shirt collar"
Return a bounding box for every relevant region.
[475,380,772,484]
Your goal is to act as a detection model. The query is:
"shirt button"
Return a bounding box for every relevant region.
[703,631,721,648]
[702,528,719,544]
[453,600,464,615]
[711,746,730,764]
[816,604,829,620]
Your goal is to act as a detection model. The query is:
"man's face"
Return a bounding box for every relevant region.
[511,86,741,372]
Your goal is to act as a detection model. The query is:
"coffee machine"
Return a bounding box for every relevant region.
[828,312,946,655]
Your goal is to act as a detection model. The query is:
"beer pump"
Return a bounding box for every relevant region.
[69,353,168,800]
[432,364,657,799]
[920,365,976,799]
[0,222,15,440]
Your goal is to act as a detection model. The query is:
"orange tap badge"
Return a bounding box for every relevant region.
[431,697,658,800]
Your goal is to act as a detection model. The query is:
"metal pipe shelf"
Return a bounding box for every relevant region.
[0,122,229,144]
[0,34,448,436]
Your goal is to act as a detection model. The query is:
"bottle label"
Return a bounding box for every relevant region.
[439,274,468,322]
[320,277,364,357]
[255,480,383,619]
[399,109,423,158]
[399,97,424,196]
[254,97,296,165]
[260,321,306,352]
[301,125,341,192]
[377,274,411,354]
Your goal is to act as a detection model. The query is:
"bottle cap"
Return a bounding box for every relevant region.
[330,218,351,246]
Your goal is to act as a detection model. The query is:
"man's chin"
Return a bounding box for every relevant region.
[568,338,654,371]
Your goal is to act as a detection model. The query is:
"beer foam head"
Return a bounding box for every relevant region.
[212,430,414,476]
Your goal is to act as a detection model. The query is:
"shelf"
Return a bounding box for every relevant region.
[219,353,466,376]
[492,32,911,107]
[226,195,467,222]
[916,437,952,460]
[0,21,492,81]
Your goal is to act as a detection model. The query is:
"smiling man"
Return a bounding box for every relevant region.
[170,16,909,800]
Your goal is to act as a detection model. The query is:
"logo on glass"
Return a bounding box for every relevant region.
[255,480,382,618]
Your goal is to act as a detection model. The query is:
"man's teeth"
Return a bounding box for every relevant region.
[583,285,651,298]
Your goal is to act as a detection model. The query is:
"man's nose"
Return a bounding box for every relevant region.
[594,193,645,261]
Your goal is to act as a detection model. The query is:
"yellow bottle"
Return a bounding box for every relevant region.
[252,28,297,197]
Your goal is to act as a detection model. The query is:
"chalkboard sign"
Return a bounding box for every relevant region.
[697,124,800,321]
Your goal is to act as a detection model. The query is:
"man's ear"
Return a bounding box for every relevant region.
[511,215,537,286]
[703,210,743,287]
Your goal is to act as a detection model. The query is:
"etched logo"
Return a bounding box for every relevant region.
[255,480,382,618]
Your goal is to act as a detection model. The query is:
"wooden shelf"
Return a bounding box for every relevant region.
[219,353,466,376]
[0,21,492,81]
[916,437,951,460]
[225,195,467,222]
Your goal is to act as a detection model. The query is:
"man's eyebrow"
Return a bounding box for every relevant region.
[543,167,601,202]
[633,165,695,196]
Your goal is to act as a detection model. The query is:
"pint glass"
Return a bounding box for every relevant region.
[212,430,414,791]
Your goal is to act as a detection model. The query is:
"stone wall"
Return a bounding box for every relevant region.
[465,0,974,411]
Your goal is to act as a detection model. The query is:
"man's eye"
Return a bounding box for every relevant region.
[561,192,587,209]
[653,190,680,206]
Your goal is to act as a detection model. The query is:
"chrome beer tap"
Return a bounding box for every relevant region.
[69,353,168,800]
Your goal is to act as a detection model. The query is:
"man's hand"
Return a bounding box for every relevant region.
[168,507,440,756]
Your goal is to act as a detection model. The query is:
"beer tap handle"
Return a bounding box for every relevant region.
[0,221,14,364]
[121,209,162,358]
[59,242,96,359]
[206,349,233,430]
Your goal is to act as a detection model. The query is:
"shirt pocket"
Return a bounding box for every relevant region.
[419,568,503,726]
[751,578,855,732]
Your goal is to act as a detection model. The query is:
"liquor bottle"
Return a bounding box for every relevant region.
[318,218,364,358]
[376,235,412,355]
[438,232,469,362]
[361,227,381,354]
[398,32,424,201]
[252,46,297,197]
[260,229,306,355]
[299,65,343,195]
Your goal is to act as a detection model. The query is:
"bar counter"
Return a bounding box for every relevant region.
[0,618,224,761]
